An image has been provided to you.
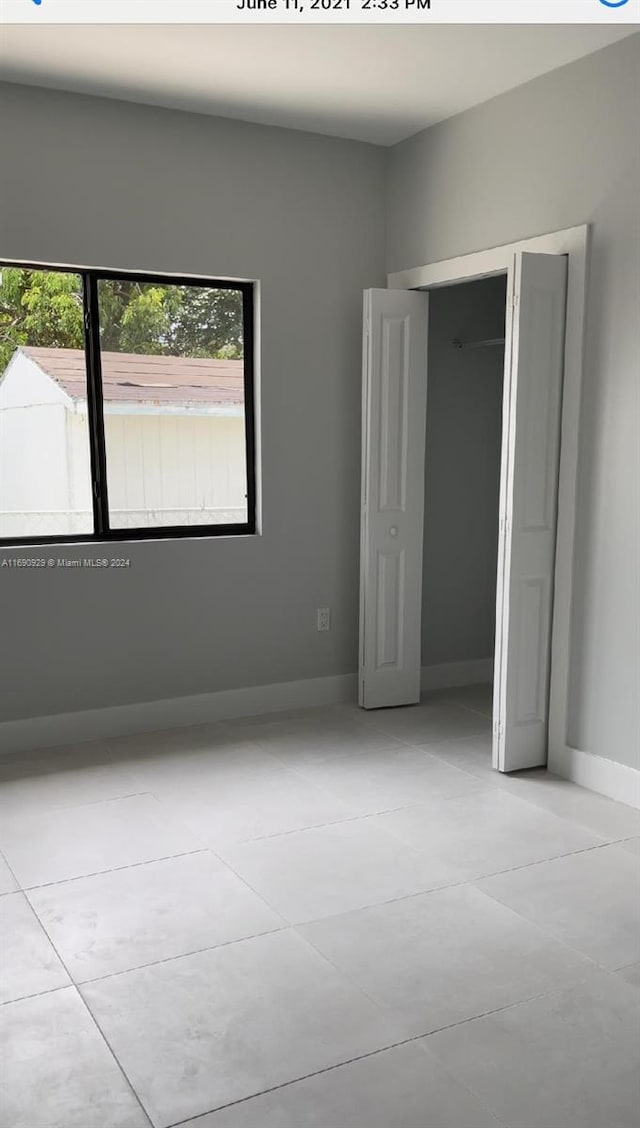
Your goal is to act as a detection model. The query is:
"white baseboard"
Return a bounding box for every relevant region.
[6,663,635,812]
[549,743,640,810]
[0,672,358,756]
[421,658,493,693]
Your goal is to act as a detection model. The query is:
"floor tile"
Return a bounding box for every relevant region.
[288,746,486,817]
[364,699,490,745]
[499,771,640,842]
[0,850,18,895]
[0,743,140,819]
[112,729,282,794]
[426,971,640,1128]
[189,1042,501,1128]
[0,892,70,1004]
[81,929,401,1128]
[478,844,640,971]
[375,788,604,882]
[108,719,254,759]
[163,764,359,848]
[220,817,454,924]
[435,682,494,718]
[2,694,637,1128]
[223,704,359,734]
[0,793,202,888]
[421,745,640,847]
[424,732,500,783]
[244,709,405,767]
[0,986,149,1128]
[225,703,369,735]
[29,851,283,981]
[299,884,596,1038]
[108,729,347,847]
[106,727,174,759]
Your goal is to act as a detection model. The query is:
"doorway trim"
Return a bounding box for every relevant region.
[388,224,589,780]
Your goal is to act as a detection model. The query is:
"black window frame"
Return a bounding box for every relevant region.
[0,262,257,547]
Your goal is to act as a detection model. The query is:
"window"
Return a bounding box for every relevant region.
[0,264,256,544]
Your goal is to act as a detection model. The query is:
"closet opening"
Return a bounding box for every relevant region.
[421,275,508,748]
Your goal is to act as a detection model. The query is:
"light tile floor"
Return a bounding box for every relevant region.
[1,687,639,1128]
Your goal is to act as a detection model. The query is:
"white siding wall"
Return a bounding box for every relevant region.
[68,412,93,513]
[0,403,94,537]
[0,355,81,536]
[0,403,68,513]
[104,414,248,525]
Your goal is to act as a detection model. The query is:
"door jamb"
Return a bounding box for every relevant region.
[388,224,589,775]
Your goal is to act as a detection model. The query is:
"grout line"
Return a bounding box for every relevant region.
[202,848,293,928]
[162,982,573,1128]
[134,789,323,922]
[0,790,156,820]
[269,838,620,933]
[413,743,638,838]
[77,989,155,1128]
[138,747,490,853]
[0,846,21,893]
[13,837,618,1004]
[19,830,618,930]
[359,697,492,744]
[13,895,154,1128]
[467,888,614,978]
[0,983,71,1009]
[6,761,619,902]
[470,839,622,884]
[227,802,434,844]
[21,849,208,892]
[140,790,223,853]
[74,924,287,987]
[448,699,494,722]
[27,853,598,992]
[201,758,495,852]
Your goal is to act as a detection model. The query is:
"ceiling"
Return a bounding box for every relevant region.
[0,25,635,146]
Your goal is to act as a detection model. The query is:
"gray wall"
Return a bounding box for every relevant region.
[389,34,640,770]
[422,276,506,668]
[0,82,386,721]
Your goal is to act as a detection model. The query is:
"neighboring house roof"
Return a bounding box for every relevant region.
[19,347,245,406]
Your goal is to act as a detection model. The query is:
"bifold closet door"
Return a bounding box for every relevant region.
[494,252,568,772]
[359,289,429,709]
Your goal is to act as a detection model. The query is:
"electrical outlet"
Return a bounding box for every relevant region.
[317,607,331,632]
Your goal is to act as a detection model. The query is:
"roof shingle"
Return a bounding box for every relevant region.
[21,347,245,407]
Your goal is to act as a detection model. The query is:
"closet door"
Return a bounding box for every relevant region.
[494,252,568,771]
[359,289,429,708]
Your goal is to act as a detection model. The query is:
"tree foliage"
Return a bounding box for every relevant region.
[0,268,244,375]
[0,269,84,371]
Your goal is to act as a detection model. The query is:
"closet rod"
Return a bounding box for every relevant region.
[452,337,505,350]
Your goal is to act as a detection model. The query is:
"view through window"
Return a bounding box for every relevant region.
[0,265,255,543]
[0,268,93,541]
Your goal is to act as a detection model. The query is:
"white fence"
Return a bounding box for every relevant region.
[0,508,248,537]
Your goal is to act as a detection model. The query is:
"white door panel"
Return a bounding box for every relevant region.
[494,252,568,771]
[359,289,429,708]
